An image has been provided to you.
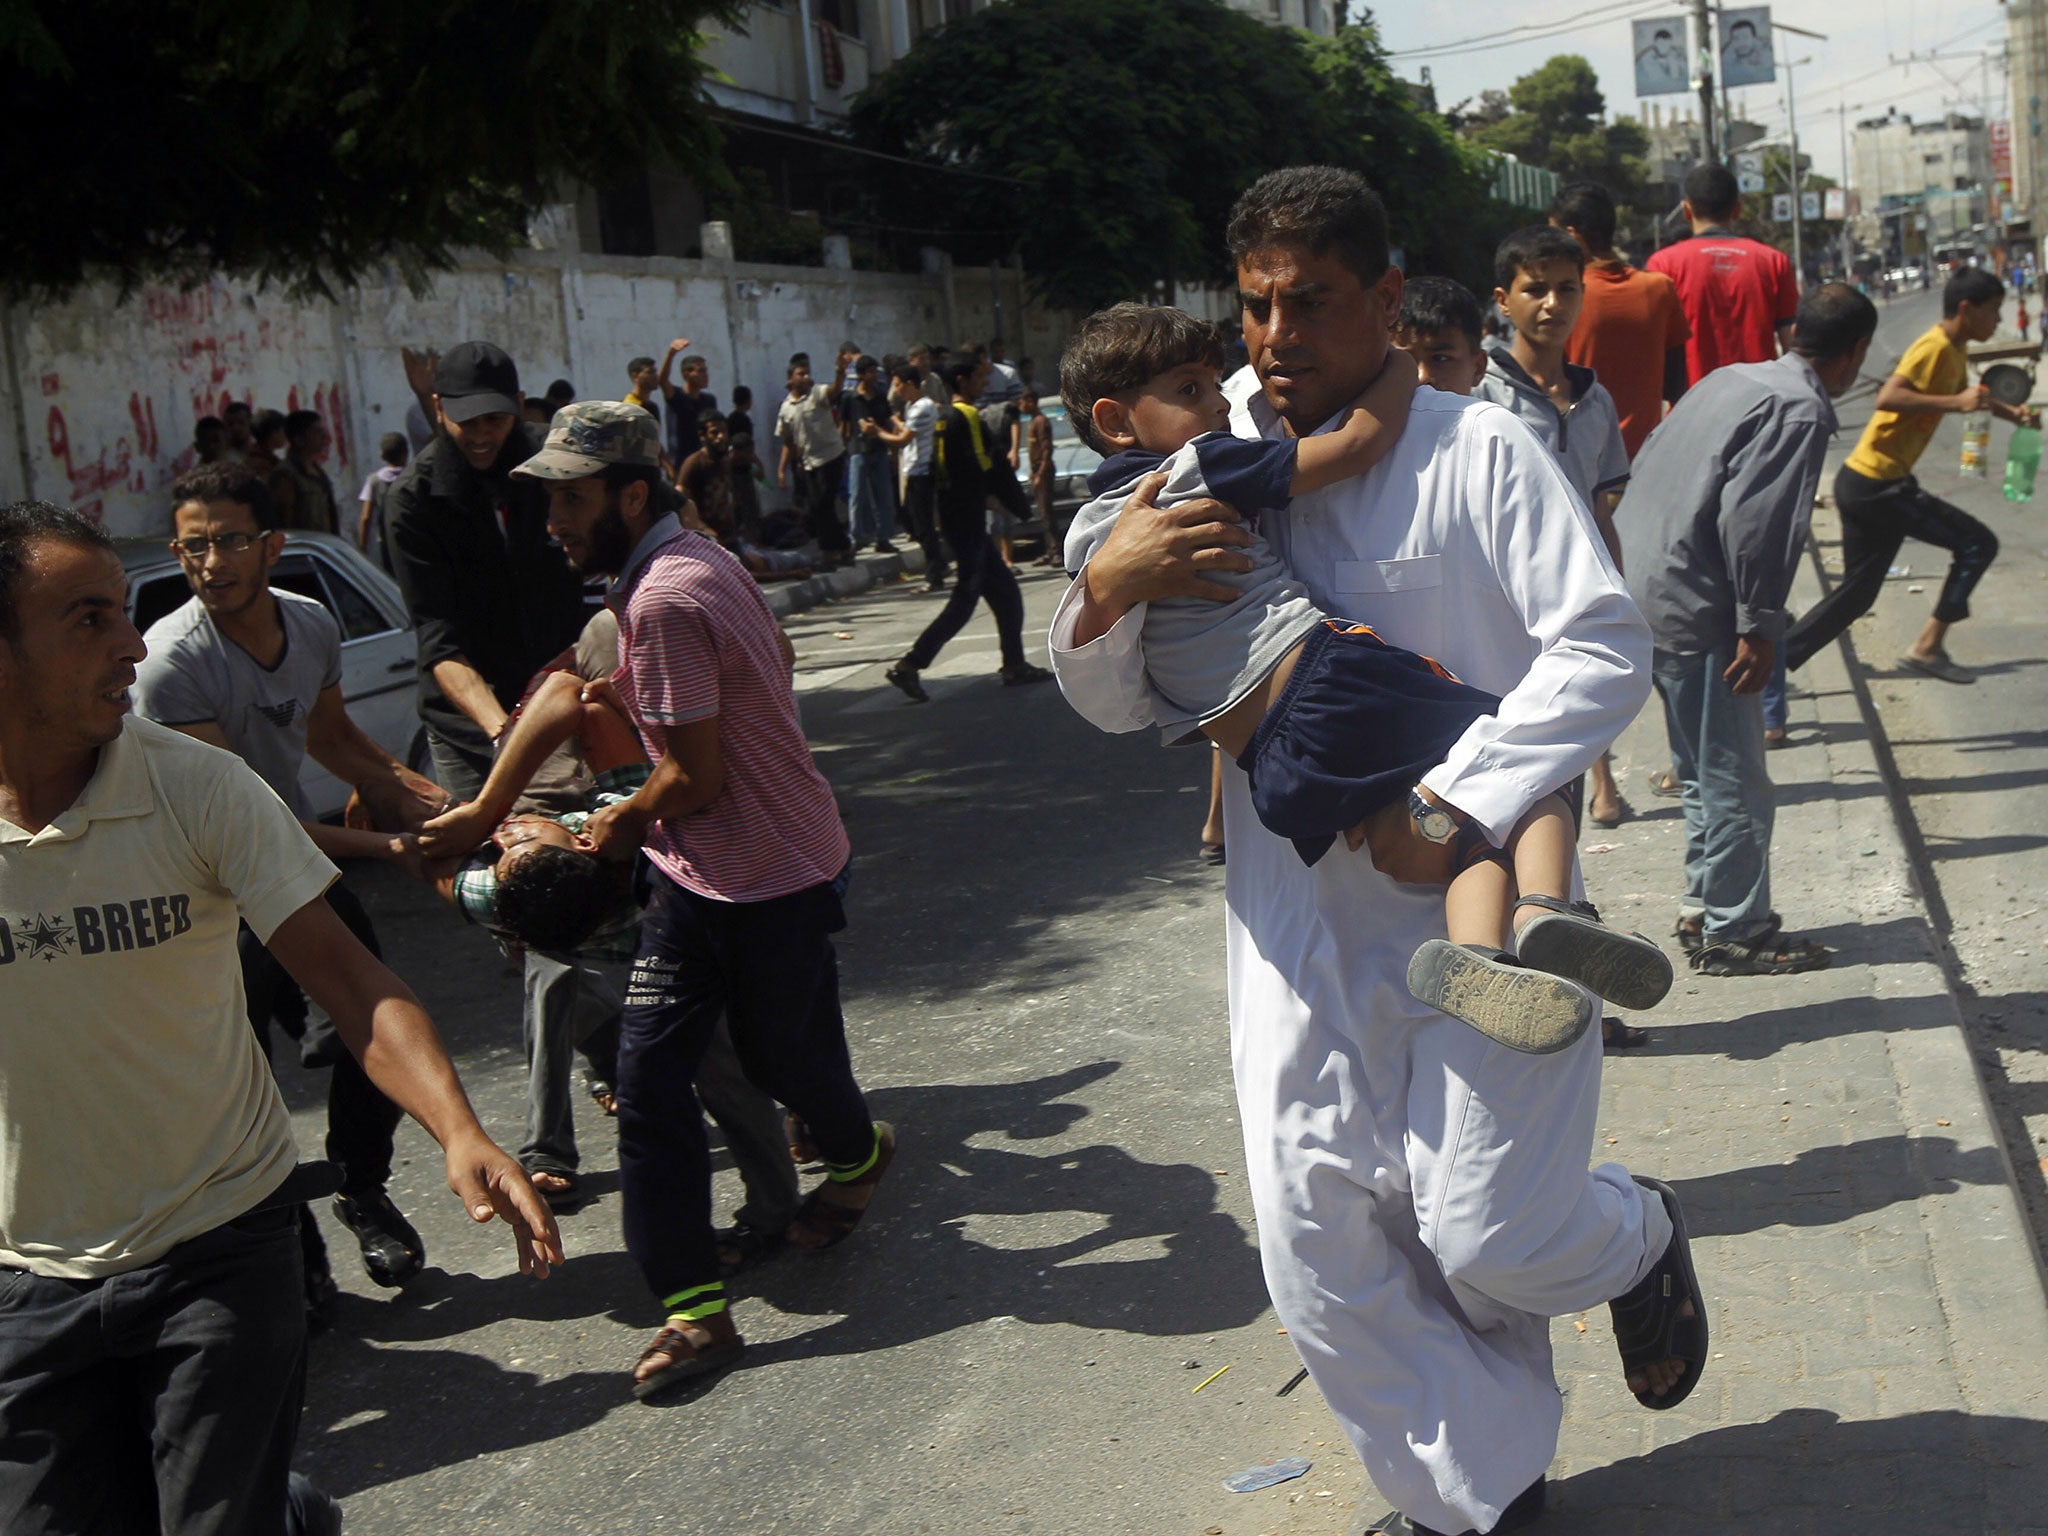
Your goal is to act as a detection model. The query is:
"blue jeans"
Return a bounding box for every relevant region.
[0,1205,306,1534]
[847,450,898,548]
[1652,647,1776,943]
[1761,646,1789,733]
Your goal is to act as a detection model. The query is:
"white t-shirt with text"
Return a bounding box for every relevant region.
[0,718,336,1277]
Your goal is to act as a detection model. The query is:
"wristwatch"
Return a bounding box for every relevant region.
[1408,787,1459,845]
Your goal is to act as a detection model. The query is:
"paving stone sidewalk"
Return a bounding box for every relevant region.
[1494,551,2048,1536]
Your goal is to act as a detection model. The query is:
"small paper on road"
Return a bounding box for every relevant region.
[1222,1457,1312,1494]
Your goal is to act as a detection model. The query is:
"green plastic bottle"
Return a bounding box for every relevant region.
[2005,424,2041,503]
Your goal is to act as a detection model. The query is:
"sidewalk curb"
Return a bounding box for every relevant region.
[1796,520,2048,1418]
[760,544,928,621]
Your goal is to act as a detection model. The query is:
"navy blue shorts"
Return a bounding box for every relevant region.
[1235,620,1500,866]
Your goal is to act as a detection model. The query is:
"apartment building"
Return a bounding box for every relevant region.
[1851,110,1993,256]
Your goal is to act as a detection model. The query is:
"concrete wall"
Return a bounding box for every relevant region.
[0,249,1078,536]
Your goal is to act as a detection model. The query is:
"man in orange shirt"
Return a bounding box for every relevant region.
[1551,181,1692,459]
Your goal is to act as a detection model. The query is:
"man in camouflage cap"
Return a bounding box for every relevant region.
[516,400,895,1403]
[519,400,665,476]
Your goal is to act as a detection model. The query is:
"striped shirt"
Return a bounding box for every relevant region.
[611,520,849,903]
[451,763,650,962]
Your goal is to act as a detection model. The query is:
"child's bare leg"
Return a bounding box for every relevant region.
[1441,792,1574,951]
[1443,855,1514,952]
[1505,790,1676,1012]
[1506,792,1577,931]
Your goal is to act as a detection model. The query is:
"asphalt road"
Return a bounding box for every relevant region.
[273,296,2048,1529]
[1794,284,2048,1262]
[281,565,1374,1534]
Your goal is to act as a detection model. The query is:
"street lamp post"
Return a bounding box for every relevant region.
[1771,20,1829,286]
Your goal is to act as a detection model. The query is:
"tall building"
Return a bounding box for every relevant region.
[588,0,1348,266]
[589,2,1009,264]
[1851,110,1992,262]
[1222,0,1340,35]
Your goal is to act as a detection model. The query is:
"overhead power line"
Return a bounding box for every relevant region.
[1385,0,1656,60]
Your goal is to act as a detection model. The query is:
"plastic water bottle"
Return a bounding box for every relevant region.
[2005,425,2041,503]
[1960,412,1991,478]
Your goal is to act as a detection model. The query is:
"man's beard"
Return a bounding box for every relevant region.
[582,495,635,575]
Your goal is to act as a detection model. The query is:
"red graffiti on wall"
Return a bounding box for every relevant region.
[128,394,160,461]
[46,406,131,524]
[36,279,357,527]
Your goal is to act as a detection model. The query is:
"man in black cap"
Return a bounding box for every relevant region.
[385,342,592,798]
[385,348,607,1220]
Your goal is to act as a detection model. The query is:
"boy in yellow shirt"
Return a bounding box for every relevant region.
[1783,267,2035,683]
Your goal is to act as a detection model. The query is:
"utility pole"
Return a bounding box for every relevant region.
[1770,25,1828,284]
[1839,99,1856,278]
[1694,0,1719,162]
[1787,56,1804,285]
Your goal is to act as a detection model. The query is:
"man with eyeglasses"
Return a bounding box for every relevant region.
[131,462,448,1319]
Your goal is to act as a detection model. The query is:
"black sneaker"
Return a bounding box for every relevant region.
[884,660,929,702]
[333,1188,425,1287]
[999,662,1054,686]
[286,1473,346,1536]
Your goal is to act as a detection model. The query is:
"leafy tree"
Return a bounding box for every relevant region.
[0,0,744,298]
[851,0,1515,312]
[849,0,1341,311]
[1473,55,1648,199]
[1304,25,1517,296]
[1448,89,1512,136]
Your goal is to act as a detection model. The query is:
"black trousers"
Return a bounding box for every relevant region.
[900,473,947,573]
[905,497,1026,671]
[0,1206,305,1535]
[617,869,872,1306]
[796,459,851,553]
[239,882,403,1197]
[1784,465,1999,671]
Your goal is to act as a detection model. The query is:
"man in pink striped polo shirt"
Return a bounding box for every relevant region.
[513,402,894,1401]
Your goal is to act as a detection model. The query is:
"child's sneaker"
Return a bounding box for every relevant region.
[1407,940,1596,1054]
[1513,896,1674,1011]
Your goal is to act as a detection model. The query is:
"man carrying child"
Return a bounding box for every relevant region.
[1051,166,1703,1536]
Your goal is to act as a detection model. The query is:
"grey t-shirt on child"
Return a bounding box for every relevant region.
[132,589,344,819]
[1062,432,1325,744]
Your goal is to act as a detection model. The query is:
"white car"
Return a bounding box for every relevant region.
[119,531,424,820]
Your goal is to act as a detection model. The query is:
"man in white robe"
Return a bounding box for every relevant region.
[1050,167,1701,1535]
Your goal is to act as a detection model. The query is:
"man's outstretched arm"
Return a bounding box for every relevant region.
[266,897,563,1278]
[416,670,621,854]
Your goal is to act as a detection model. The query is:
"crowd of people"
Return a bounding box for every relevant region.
[0,154,2034,1536]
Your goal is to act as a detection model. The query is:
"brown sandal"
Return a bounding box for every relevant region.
[788,1122,896,1251]
[631,1319,743,1401]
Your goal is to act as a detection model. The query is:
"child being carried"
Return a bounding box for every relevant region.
[1059,303,1670,1052]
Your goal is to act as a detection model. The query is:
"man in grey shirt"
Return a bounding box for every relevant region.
[132,461,448,1318]
[1618,284,1876,979]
